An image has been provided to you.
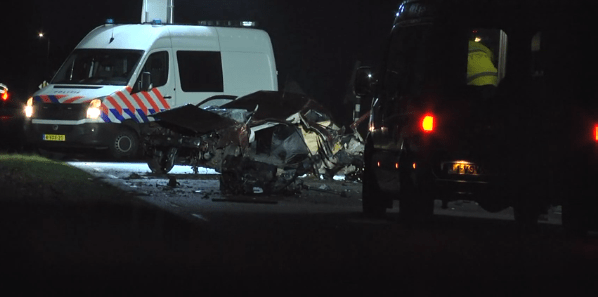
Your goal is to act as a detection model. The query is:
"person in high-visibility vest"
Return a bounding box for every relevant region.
[467,39,498,87]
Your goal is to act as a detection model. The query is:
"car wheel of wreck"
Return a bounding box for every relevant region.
[219,154,244,195]
[147,148,176,174]
[362,142,387,218]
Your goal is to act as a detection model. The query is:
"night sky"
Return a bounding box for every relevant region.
[1,0,398,124]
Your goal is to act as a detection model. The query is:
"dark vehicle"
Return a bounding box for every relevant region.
[144,91,364,194]
[356,0,597,233]
[0,83,26,150]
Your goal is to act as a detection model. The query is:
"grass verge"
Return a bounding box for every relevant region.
[0,153,133,203]
[0,152,207,285]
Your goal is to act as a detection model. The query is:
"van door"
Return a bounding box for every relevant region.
[131,49,176,117]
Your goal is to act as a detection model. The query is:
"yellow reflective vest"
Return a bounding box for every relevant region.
[467,41,498,86]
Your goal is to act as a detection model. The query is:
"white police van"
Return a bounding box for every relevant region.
[24,6,278,158]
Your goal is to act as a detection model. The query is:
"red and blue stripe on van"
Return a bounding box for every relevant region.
[33,87,171,123]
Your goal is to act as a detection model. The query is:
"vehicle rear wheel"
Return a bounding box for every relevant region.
[562,186,592,237]
[562,200,588,237]
[362,167,387,217]
[398,162,434,223]
[109,128,139,159]
[362,142,388,218]
[478,199,509,213]
[513,198,543,227]
[398,177,434,223]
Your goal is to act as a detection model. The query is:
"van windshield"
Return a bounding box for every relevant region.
[52,49,143,86]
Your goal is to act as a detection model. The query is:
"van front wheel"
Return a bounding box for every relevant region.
[109,128,139,159]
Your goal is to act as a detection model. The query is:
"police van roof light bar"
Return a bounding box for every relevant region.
[198,20,258,28]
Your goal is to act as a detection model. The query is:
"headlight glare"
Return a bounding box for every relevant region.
[25,98,34,118]
[87,99,102,119]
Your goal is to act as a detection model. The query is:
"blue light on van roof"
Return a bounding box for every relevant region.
[396,3,405,17]
[152,19,163,24]
[106,18,114,24]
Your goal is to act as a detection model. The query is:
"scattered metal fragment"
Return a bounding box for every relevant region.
[126,173,141,179]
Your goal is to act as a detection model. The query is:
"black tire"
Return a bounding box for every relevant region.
[219,172,239,195]
[362,142,388,218]
[219,154,244,195]
[398,161,434,223]
[562,199,589,237]
[147,149,175,174]
[560,157,596,237]
[478,199,510,213]
[398,179,434,223]
[513,198,543,228]
[109,128,139,159]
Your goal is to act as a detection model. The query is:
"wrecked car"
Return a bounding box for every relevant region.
[143,91,364,195]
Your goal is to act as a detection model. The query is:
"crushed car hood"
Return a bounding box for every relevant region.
[220,90,332,123]
[150,104,241,135]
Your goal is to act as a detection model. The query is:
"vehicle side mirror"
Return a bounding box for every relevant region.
[354,66,375,97]
[140,72,152,92]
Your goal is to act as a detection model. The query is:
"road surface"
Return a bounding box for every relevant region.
[4,160,597,295]
[69,161,564,226]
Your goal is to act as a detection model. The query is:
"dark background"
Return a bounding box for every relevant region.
[1,0,398,126]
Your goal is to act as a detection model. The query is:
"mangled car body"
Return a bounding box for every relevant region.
[143,91,364,194]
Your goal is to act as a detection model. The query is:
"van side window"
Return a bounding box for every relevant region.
[144,51,169,88]
[133,51,169,93]
[176,51,224,92]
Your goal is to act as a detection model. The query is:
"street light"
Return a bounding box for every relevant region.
[38,32,51,79]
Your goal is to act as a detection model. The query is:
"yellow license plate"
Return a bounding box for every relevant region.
[449,163,479,175]
[43,134,66,141]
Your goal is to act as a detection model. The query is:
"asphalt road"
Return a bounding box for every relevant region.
[4,161,598,295]
[70,161,564,226]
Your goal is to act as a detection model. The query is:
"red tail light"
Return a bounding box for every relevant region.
[595,125,598,141]
[422,115,434,132]
[1,91,7,101]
